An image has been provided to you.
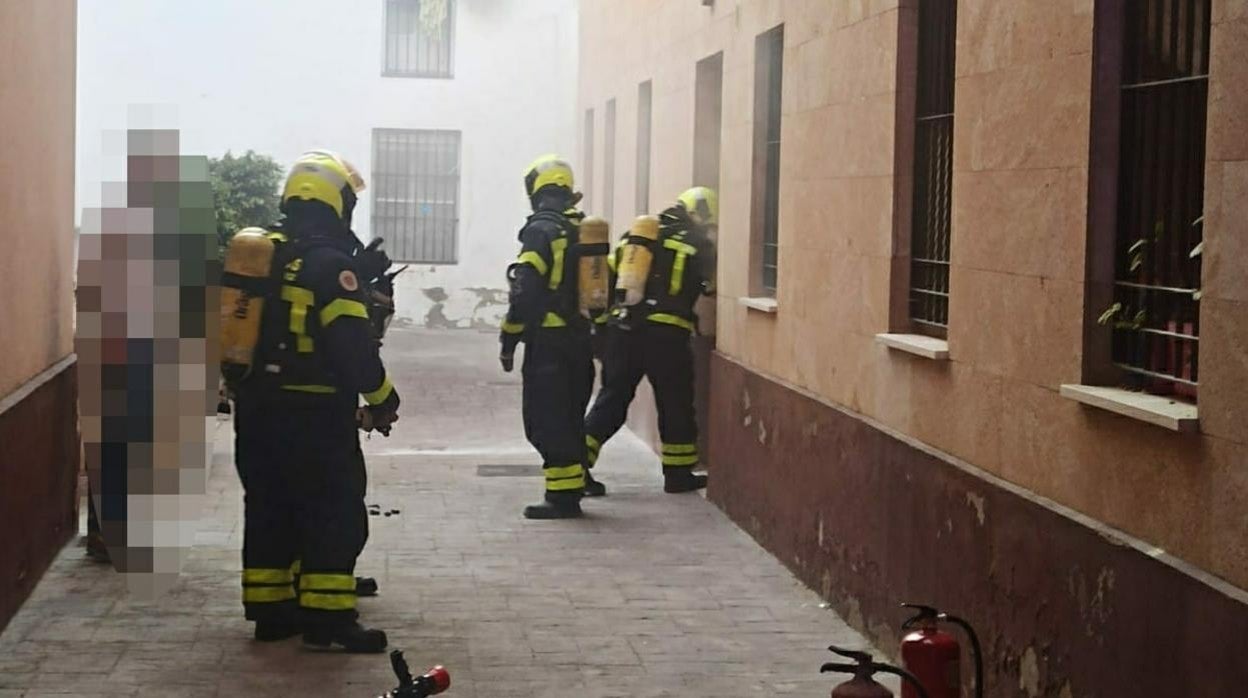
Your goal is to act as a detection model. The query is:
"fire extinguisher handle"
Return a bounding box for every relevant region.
[874,664,932,698]
[900,602,941,629]
[940,614,985,698]
[819,662,860,674]
[826,644,874,663]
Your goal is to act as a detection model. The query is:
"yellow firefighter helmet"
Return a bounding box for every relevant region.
[281,150,366,219]
[677,186,719,227]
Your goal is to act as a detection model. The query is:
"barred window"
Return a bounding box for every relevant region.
[909,0,957,336]
[371,129,461,264]
[604,99,617,224]
[1107,0,1210,398]
[752,25,784,296]
[383,0,454,78]
[583,109,595,212]
[694,51,724,193]
[636,81,653,215]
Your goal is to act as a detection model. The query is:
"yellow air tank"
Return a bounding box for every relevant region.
[614,215,659,308]
[220,228,275,384]
[577,216,611,318]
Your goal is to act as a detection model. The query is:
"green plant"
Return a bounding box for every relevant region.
[208,150,284,253]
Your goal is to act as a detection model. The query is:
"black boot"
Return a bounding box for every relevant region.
[303,621,388,653]
[583,470,607,497]
[254,620,301,642]
[355,576,379,597]
[664,468,708,494]
[523,492,583,519]
[253,605,302,642]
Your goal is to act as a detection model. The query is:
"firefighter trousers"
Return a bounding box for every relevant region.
[583,323,700,472]
[521,328,594,502]
[234,393,368,628]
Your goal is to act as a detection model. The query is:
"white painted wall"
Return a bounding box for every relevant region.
[77,0,579,328]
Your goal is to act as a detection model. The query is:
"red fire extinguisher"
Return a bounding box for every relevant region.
[821,645,931,698]
[899,603,983,698]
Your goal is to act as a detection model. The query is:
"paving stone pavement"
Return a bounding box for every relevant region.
[0,328,890,697]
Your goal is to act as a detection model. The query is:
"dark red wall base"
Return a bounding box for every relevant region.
[706,352,1248,697]
[0,363,79,633]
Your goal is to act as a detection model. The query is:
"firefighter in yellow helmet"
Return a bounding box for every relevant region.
[226,150,398,652]
[500,155,596,518]
[582,187,718,494]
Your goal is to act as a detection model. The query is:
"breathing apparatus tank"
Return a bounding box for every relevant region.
[576,216,610,318]
[219,227,275,384]
[614,215,660,308]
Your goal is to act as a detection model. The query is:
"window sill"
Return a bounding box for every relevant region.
[875,333,950,361]
[1059,384,1198,433]
[739,297,779,314]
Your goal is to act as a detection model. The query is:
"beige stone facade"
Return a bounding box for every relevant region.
[578,0,1248,593]
[0,0,80,633]
[0,0,78,399]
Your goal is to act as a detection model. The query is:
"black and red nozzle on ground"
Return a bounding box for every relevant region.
[379,650,450,697]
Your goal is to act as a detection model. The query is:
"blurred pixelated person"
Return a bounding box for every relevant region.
[220,150,399,652]
[75,124,218,594]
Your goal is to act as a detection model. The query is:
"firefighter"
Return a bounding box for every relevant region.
[583,187,717,493]
[229,150,398,652]
[499,154,595,519]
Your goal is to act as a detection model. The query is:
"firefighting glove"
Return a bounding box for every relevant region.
[499,332,521,373]
[358,391,401,436]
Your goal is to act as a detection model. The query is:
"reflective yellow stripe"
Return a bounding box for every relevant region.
[607,250,619,273]
[670,254,687,295]
[545,464,585,480]
[549,237,568,290]
[243,568,294,585]
[517,251,549,277]
[663,454,700,466]
[300,573,357,592]
[290,559,302,576]
[542,312,567,328]
[320,298,369,327]
[586,435,601,453]
[363,375,394,406]
[648,313,695,331]
[663,238,698,256]
[593,314,609,325]
[501,320,526,335]
[266,231,288,243]
[299,592,357,611]
[282,285,316,353]
[244,586,296,603]
[282,384,338,394]
[547,476,585,491]
[662,443,697,455]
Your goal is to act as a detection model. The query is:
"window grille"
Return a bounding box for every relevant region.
[753,26,784,295]
[636,81,653,215]
[383,0,454,78]
[371,129,461,264]
[909,0,957,335]
[583,109,595,211]
[1108,0,1210,397]
[604,99,617,223]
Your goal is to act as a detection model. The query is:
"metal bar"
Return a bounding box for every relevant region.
[1114,362,1199,387]
[1133,325,1200,341]
[911,317,949,330]
[1113,280,1199,294]
[909,288,949,298]
[1121,73,1210,90]
[912,258,950,266]
[916,113,954,123]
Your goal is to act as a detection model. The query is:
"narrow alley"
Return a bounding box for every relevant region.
[0,328,886,697]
